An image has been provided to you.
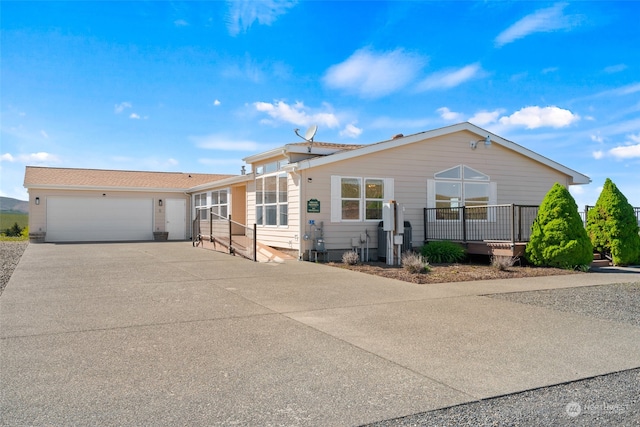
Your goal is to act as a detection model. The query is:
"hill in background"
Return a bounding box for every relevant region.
[0,197,29,214]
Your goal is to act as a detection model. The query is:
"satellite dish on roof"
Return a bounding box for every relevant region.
[294,125,317,142]
[304,125,318,142]
[294,125,318,152]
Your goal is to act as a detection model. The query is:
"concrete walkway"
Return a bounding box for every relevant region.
[1,242,639,426]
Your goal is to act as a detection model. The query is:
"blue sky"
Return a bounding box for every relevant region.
[2,1,639,208]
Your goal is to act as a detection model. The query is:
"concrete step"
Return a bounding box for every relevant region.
[591,259,611,268]
[591,253,611,267]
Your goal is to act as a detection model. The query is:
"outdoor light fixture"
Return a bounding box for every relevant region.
[307,177,312,183]
[470,135,491,150]
[159,199,163,207]
[35,197,40,205]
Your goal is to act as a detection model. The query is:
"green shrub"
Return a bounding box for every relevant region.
[4,222,23,237]
[401,251,431,273]
[525,183,593,269]
[420,241,466,264]
[586,178,640,266]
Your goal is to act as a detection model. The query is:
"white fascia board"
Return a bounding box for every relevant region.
[187,174,251,193]
[284,145,345,156]
[291,122,591,185]
[242,147,287,164]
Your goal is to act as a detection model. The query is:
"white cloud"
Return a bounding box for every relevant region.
[340,123,362,138]
[114,102,132,114]
[226,0,297,36]
[213,99,221,106]
[495,2,582,47]
[417,63,482,91]
[592,150,604,160]
[0,152,59,164]
[499,106,580,129]
[437,107,464,122]
[542,67,559,74]
[609,144,640,159]
[174,19,189,27]
[253,100,340,128]
[603,64,627,74]
[191,134,261,151]
[130,113,141,119]
[628,133,640,143]
[40,130,49,139]
[590,133,604,143]
[323,48,425,98]
[468,110,504,126]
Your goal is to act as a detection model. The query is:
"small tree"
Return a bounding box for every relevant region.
[4,222,23,237]
[526,183,593,269]
[586,178,640,266]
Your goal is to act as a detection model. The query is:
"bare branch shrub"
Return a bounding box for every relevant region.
[401,251,431,273]
[342,251,359,265]
[491,255,518,271]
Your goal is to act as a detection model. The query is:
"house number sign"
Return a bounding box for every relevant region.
[307,199,321,213]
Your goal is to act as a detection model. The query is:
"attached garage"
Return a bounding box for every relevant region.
[24,167,234,244]
[46,197,154,242]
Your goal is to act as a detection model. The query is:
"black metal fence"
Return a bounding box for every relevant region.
[193,208,257,261]
[424,204,539,243]
[583,205,640,226]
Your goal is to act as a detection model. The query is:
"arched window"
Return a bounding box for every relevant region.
[428,165,496,220]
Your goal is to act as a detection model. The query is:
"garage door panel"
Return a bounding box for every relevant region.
[47,197,153,242]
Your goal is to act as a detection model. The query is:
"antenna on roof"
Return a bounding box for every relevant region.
[294,125,318,152]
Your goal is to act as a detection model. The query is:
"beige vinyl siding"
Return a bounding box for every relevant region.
[297,130,570,254]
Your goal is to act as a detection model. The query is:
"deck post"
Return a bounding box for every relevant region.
[517,205,522,241]
[462,206,467,242]
[253,224,257,262]
[228,215,233,254]
[209,207,213,242]
[423,208,427,242]
[510,204,515,245]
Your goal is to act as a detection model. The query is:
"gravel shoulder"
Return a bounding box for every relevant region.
[0,240,28,297]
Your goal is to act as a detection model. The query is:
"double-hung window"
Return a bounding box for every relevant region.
[210,190,228,220]
[256,172,288,226]
[194,193,208,220]
[331,176,393,222]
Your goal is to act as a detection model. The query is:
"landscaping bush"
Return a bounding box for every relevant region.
[3,222,23,237]
[341,250,359,265]
[586,178,640,266]
[525,183,593,269]
[420,241,466,264]
[401,251,431,273]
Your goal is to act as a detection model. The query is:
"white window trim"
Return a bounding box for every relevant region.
[210,189,229,220]
[256,172,288,228]
[427,165,497,223]
[331,176,394,223]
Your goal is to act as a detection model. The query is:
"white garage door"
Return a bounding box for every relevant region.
[46,197,153,242]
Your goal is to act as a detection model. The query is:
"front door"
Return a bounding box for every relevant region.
[165,199,186,240]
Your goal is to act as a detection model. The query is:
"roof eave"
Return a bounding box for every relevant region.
[187,174,252,192]
[24,184,191,192]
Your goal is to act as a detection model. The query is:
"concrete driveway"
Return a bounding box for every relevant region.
[2,242,639,426]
